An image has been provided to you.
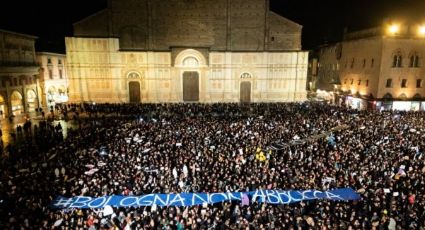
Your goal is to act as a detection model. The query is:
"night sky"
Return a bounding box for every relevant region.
[0,0,424,52]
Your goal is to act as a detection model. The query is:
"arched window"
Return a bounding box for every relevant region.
[383,93,393,99]
[399,93,407,100]
[413,93,422,99]
[240,72,252,79]
[392,52,402,67]
[409,53,419,68]
[183,57,199,67]
[127,72,141,79]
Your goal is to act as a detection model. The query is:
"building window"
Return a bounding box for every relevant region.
[271,36,275,42]
[386,79,393,88]
[358,80,361,85]
[371,59,374,68]
[58,59,62,65]
[48,69,53,79]
[47,58,52,64]
[392,54,402,67]
[240,72,252,79]
[350,58,355,68]
[183,57,199,67]
[401,79,407,88]
[362,59,366,68]
[410,55,419,68]
[366,80,369,86]
[344,79,347,85]
[14,78,17,86]
[59,69,63,79]
[127,71,141,79]
[351,79,354,85]
[417,79,422,88]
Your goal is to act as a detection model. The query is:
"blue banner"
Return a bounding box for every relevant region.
[50,188,360,209]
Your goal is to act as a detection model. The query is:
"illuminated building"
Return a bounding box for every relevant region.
[66,0,308,103]
[0,29,41,117]
[36,52,69,109]
[315,23,425,110]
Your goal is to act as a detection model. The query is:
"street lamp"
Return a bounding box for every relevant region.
[388,24,400,35]
[418,25,425,36]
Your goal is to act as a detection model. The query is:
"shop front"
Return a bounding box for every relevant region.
[375,101,423,111]
[345,96,368,110]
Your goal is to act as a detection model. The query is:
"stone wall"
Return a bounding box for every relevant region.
[0,30,37,65]
[340,37,383,98]
[378,38,425,99]
[73,0,302,51]
[316,43,341,91]
[65,37,308,103]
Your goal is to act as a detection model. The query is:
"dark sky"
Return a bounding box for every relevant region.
[0,0,424,52]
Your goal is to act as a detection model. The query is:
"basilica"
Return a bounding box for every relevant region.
[66,0,308,103]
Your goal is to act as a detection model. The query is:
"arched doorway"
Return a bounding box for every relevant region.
[26,90,38,112]
[240,82,251,103]
[128,81,141,103]
[183,71,199,102]
[10,91,23,115]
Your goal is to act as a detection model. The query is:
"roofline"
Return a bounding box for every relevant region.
[268,11,303,29]
[0,29,38,39]
[36,52,66,57]
[73,9,108,26]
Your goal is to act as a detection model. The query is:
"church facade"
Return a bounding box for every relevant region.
[66,0,308,103]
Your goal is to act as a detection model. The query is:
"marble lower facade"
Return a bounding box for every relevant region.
[66,38,308,103]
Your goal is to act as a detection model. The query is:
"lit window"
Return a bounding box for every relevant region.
[392,53,402,67]
[410,54,419,68]
[401,79,407,88]
[386,79,392,88]
[417,79,422,88]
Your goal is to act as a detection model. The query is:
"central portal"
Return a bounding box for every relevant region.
[183,71,199,102]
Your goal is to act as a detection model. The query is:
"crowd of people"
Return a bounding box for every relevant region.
[1,102,425,229]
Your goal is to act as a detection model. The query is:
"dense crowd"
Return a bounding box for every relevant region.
[1,102,425,229]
